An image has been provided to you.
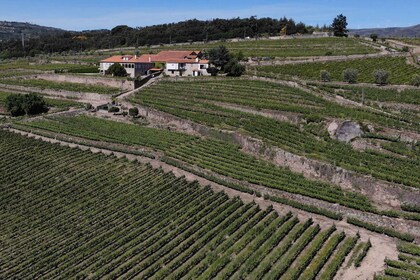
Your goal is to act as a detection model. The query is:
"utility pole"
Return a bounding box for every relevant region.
[361,89,365,105]
[21,33,25,55]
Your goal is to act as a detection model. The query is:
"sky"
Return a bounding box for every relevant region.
[0,0,419,31]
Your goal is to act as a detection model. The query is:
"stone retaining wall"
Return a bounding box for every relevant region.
[35,74,134,91]
[135,103,420,208]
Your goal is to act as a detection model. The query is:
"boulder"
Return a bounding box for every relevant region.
[335,121,363,143]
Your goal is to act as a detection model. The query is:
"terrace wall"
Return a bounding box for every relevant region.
[134,103,420,209]
[34,74,134,91]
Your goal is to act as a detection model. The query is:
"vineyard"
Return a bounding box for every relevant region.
[0,91,83,110]
[314,84,420,105]
[0,60,99,72]
[254,56,419,84]
[0,78,120,94]
[375,242,420,279]
[0,130,363,279]
[15,115,374,212]
[131,37,378,58]
[129,79,420,188]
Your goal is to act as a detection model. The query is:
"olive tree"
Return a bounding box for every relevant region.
[373,70,389,85]
[342,68,358,83]
[320,70,331,82]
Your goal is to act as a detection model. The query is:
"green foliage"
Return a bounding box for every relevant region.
[347,217,415,242]
[320,70,331,82]
[411,74,420,87]
[130,80,420,188]
[370,34,378,42]
[342,68,358,83]
[208,45,231,70]
[5,93,48,116]
[2,129,363,279]
[128,107,139,117]
[373,69,390,85]
[354,239,372,267]
[318,235,359,280]
[331,14,349,37]
[401,203,420,213]
[397,242,420,256]
[256,56,418,84]
[0,78,120,94]
[225,59,246,77]
[107,63,127,77]
[17,115,374,212]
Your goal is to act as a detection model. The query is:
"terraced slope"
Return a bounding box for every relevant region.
[0,130,359,279]
[15,115,373,211]
[135,37,377,58]
[129,79,420,188]
[254,56,419,84]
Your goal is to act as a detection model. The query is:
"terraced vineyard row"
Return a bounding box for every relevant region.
[254,56,419,84]
[130,80,420,188]
[0,130,360,279]
[314,84,420,105]
[0,78,120,94]
[0,61,99,72]
[15,115,373,211]
[135,37,377,58]
[0,91,84,110]
[375,242,420,279]
[136,79,419,131]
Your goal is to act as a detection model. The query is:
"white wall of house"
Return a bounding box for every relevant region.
[164,62,210,77]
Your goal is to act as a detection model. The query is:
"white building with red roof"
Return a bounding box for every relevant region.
[100,50,210,78]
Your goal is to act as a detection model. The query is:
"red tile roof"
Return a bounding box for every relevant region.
[101,51,208,65]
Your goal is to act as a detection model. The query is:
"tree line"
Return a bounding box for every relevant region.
[0,16,329,59]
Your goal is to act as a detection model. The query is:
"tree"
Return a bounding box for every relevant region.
[342,68,358,83]
[411,75,420,87]
[373,70,389,85]
[331,14,348,37]
[370,34,378,42]
[107,63,127,77]
[206,67,219,76]
[5,93,48,117]
[208,45,231,70]
[320,70,331,82]
[224,59,246,77]
[129,107,139,117]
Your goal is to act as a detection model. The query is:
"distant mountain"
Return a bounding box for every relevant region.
[0,21,65,41]
[350,24,420,38]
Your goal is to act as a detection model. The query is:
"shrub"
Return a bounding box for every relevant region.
[342,68,358,83]
[107,63,127,77]
[108,106,120,113]
[206,67,219,76]
[411,75,420,87]
[320,70,331,82]
[347,217,415,242]
[402,46,410,52]
[128,107,139,117]
[325,51,333,56]
[226,61,246,77]
[370,34,378,42]
[373,69,389,85]
[5,93,49,117]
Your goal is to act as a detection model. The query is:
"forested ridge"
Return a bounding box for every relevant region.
[0,17,322,59]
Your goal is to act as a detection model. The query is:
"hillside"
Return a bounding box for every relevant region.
[350,24,420,37]
[0,21,64,41]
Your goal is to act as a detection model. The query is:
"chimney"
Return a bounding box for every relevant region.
[149,56,151,62]
[135,55,137,59]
